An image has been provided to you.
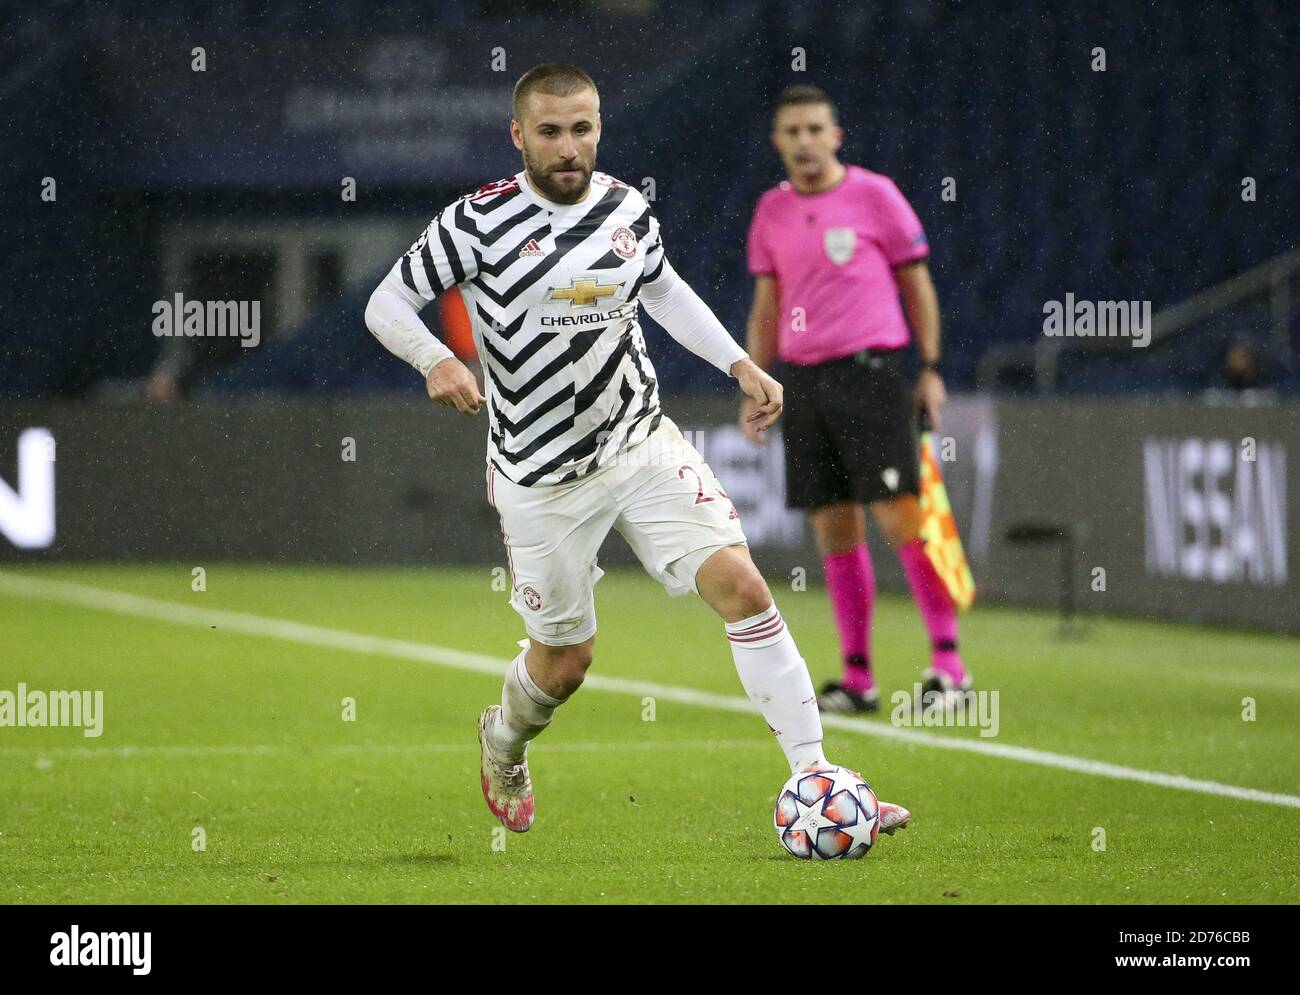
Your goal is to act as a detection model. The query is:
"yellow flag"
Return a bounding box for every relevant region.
[918,432,975,612]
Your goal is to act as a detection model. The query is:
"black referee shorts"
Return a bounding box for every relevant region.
[779,348,920,510]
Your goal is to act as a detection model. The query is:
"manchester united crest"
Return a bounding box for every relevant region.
[611,227,638,259]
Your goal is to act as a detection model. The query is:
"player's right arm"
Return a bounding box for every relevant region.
[364,208,486,415]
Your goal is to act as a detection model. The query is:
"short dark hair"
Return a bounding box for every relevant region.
[772,85,838,124]
[512,63,599,123]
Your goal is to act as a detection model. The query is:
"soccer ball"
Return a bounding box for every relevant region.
[773,765,880,860]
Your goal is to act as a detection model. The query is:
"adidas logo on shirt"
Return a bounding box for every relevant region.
[518,238,545,258]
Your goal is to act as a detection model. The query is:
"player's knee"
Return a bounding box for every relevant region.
[732,569,773,619]
[543,641,594,697]
[551,662,590,698]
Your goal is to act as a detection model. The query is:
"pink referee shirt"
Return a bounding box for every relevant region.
[746,164,928,365]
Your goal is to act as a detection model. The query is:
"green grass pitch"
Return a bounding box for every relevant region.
[1,563,1297,904]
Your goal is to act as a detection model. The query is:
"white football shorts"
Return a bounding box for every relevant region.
[486,415,748,646]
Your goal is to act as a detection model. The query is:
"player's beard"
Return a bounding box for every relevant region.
[522,143,594,204]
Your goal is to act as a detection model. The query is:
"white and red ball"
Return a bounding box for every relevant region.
[773,765,880,860]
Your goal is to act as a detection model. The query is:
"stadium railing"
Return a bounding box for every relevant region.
[977,250,1300,395]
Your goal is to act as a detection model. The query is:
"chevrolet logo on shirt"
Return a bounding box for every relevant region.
[540,301,638,327]
[549,278,620,307]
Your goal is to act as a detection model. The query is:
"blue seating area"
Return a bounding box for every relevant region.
[2,0,1295,397]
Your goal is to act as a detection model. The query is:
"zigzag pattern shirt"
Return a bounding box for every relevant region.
[391,170,670,486]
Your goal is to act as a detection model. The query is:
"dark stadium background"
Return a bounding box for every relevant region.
[6,0,1296,396]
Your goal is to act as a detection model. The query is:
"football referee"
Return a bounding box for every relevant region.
[741,85,970,714]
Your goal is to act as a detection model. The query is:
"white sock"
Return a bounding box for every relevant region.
[725,603,828,773]
[488,648,563,762]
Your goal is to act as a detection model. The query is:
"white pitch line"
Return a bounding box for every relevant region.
[2,570,1298,811]
[0,740,770,760]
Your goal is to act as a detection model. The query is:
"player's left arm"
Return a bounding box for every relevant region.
[895,259,946,432]
[637,224,785,431]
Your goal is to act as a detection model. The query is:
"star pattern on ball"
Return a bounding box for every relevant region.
[776,765,880,859]
[835,802,878,853]
[791,794,832,838]
[791,768,872,851]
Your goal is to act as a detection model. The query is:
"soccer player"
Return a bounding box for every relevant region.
[742,85,971,714]
[365,64,910,838]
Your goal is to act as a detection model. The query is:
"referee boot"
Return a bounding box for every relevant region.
[917,667,975,717]
[817,680,880,715]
